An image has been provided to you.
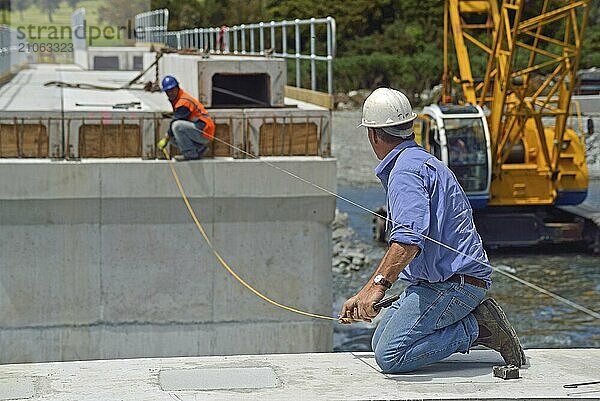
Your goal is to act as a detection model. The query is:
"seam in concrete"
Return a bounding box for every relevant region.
[0,319,332,331]
[99,165,105,322]
[351,352,388,378]
[210,160,217,353]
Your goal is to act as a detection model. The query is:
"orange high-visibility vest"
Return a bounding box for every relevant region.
[172,88,215,141]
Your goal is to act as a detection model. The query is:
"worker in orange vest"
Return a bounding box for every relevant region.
[157,75,215,161]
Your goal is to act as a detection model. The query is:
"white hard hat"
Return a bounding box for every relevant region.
[358,88,417,131]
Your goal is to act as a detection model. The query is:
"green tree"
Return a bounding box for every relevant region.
[36,0,61,22]
[0,0,10,24]
[97,0,150,43]
[268,0,397,53]
[66,0,79,10]
[150,0,266,30]
[14,0,32,20]
[150,0,208,30]
[580,0,600,68]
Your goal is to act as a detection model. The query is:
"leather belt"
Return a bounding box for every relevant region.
[447,274,487,289]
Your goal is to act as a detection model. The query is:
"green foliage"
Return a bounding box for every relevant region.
[0,0,9,25]
[333,51,441,104]
[266,0,446,102]
[581,0,600,68]
[149,0,267,30]
[66,0,79,10]
[97,0,149,27]
[13,0,32,20]
[35,0,61,22]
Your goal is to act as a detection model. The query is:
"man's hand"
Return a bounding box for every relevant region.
[339,286,386,324]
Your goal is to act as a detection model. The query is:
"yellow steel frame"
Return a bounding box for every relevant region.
[444,0,590,206]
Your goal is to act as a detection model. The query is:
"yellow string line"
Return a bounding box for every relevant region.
[162,149,337,321]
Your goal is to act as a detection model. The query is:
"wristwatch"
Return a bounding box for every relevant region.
[373,274,392,289]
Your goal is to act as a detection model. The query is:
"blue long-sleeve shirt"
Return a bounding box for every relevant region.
[375,140,492,287]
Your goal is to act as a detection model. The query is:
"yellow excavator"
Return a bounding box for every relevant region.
[417,0,598,250]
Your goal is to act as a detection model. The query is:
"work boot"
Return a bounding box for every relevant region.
[472,298,525,367]
[173,155,201,161]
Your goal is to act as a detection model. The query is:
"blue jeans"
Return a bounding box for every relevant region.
[371,279,485,373]
[170,120,210,158]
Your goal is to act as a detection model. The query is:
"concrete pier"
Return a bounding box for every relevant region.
[0,349,598,400]
[0,158,336,363]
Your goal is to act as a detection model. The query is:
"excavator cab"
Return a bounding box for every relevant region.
[420,104,492,209]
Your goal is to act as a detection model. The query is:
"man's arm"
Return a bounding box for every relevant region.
[167,106,192,137]
[339,242,419,323]
[340,167,430,323]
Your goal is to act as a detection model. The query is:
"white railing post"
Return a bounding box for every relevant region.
[310,18,316,91]
[233,26,238,54]
[282,22,287,55]
[270,21,275,52]
[241,25,246,54]
[259,22,264,55]
[327,16,334,95]
[224,27,230,53]
[295,19,301,88]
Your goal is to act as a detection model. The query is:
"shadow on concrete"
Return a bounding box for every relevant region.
[355,351,515,383]
[386,362,498,382]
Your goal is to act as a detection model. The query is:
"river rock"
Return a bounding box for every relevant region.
[332,227,354,240]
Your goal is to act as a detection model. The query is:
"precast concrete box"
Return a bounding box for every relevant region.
[0,113,62,158]
[0,67,65,158]
[87,47,149,71]
[158,109,245,159]
[244,100,331,157]
[64,112,160,159]
[61,88,163,159]
[157,54,286,108]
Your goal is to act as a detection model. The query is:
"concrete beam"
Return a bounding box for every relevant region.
[0,158,336,363]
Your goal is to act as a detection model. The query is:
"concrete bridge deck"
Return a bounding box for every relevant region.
[0,349,598,400]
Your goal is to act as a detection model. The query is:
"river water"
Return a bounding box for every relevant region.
[331,111,600,352]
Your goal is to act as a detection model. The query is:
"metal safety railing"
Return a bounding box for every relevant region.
[135,10,336,95]
[0,26,29,80]
[135,9,170,45]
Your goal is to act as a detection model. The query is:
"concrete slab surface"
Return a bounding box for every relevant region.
[0,64,171,114]
[0,63,325,116]
[0,349,598,400]
[0,378,34,400]
[159,367,279,391]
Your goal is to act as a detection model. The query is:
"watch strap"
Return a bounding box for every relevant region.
[375,275,392,289]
